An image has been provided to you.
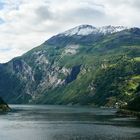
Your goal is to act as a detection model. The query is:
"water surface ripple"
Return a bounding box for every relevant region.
[0,105,140,140]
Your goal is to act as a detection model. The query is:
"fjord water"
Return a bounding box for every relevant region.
[0,105,140,140]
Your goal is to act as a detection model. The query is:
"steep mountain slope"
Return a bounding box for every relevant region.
[0,25,140,107]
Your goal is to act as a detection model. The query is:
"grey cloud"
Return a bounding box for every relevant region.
[104,0,140,9]
[131,0,140,10]
[58,6,105,23]
[35,5,53,21]
[73,7,105,19]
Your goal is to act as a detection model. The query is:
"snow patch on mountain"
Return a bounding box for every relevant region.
[63,25,96,36]
[60,25,129,36]
[98,25,129,34]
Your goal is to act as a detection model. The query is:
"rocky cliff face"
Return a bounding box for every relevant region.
[0,25,140,106]
[0,45,79,103]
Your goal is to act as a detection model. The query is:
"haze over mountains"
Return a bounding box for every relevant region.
[0,25,140,109]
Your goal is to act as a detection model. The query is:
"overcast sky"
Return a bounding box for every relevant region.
[0,0,140,63]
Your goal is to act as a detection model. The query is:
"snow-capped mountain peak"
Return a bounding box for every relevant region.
[62,25,96,36]
[60,25,129,36]
[97,25,128,34]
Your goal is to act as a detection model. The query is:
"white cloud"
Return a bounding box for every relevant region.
[0,0,139,63]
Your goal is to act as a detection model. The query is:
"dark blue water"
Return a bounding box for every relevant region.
[0,105,140,140]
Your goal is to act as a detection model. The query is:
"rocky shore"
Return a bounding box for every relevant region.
[117,109,140,118]
[0,97,11,112]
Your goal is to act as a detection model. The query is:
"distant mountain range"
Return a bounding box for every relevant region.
[0,25,140,109]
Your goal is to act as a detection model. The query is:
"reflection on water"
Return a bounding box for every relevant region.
[0,105,140,140]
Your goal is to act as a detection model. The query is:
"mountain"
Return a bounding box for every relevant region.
[0,25,140,107]
[46,25,128,46]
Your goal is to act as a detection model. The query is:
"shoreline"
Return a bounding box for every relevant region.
[116,109,140,118]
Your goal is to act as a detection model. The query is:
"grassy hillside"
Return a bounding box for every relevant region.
[33,29,140,107]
